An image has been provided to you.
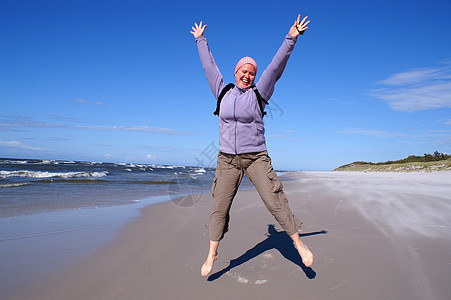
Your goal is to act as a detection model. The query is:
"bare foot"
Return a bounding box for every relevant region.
[297,244,313,267]
[201,253,219,276]
[290,233,314,267]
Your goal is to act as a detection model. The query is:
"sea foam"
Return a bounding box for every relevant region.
[0,170,108,179]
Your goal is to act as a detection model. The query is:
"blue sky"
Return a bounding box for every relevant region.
[1,0,451,171]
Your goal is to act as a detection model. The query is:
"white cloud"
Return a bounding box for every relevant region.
[145,154,155,159]
[74,98,103,105]
[339,127,451,148]
[0,115,199,136]
[377,67,448,86]
[339,127,404,138]
[371,62,451,112]
[0,139,53,151]
[74,98,88,104]
[267,130,300,141]
[46,114,87,124]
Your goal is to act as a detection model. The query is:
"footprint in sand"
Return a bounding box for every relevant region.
[330,281,346,290]
[227,271,249,284]
[237,276,249,284]
[255,279,268,285]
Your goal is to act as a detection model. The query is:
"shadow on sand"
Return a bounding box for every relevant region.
[208,225,327,281]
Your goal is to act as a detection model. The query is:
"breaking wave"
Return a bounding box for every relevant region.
[0,170,108,179]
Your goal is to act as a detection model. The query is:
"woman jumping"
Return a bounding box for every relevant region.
[191,13,313,277]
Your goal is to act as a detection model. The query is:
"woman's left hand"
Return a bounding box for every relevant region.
[289,14,310,38]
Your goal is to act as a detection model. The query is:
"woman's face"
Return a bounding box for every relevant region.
[235,63,256,90]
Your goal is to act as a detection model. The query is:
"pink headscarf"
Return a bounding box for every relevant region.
[234,56,257,75]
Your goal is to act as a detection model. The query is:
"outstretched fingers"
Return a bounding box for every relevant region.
[297,15,310,33]
[190,21,207,38]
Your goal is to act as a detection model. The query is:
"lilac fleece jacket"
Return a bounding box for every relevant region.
[195,34,297,154]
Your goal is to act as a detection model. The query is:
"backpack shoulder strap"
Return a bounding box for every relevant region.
[213,83,235,116]
[213,83,268,118]
[251,85,268,118]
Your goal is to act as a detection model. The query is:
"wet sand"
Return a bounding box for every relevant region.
[6,171,451,300]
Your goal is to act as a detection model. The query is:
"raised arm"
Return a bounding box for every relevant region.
[256,14,310,101]
[191,21,226,100]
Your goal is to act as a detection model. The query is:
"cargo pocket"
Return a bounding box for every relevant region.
[211,177,218,197]
[266,169,283,193]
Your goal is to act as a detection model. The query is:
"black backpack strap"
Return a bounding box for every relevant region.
[213,83,235,116]
[213,83,268,118]
[251,85,268,118]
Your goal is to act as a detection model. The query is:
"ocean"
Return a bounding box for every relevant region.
[0,157,218,292]
[0,157,285,293]
[0,157,224,217]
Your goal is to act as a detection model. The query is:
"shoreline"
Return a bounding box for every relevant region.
[5,171,451,299]
[0,194,173,294]
[0,175,260,295]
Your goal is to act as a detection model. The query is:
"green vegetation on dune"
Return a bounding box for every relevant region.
[335,152,451,172]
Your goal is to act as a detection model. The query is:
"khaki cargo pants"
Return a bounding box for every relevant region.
[209,151,302,241]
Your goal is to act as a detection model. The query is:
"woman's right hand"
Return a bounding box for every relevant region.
[190,21,207,38]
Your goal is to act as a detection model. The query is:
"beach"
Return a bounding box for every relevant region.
[4,171,451,300]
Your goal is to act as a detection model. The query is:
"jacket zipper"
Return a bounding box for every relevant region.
[233,95,237,154]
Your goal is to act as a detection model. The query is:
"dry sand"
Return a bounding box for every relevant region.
[7,171,451,300]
